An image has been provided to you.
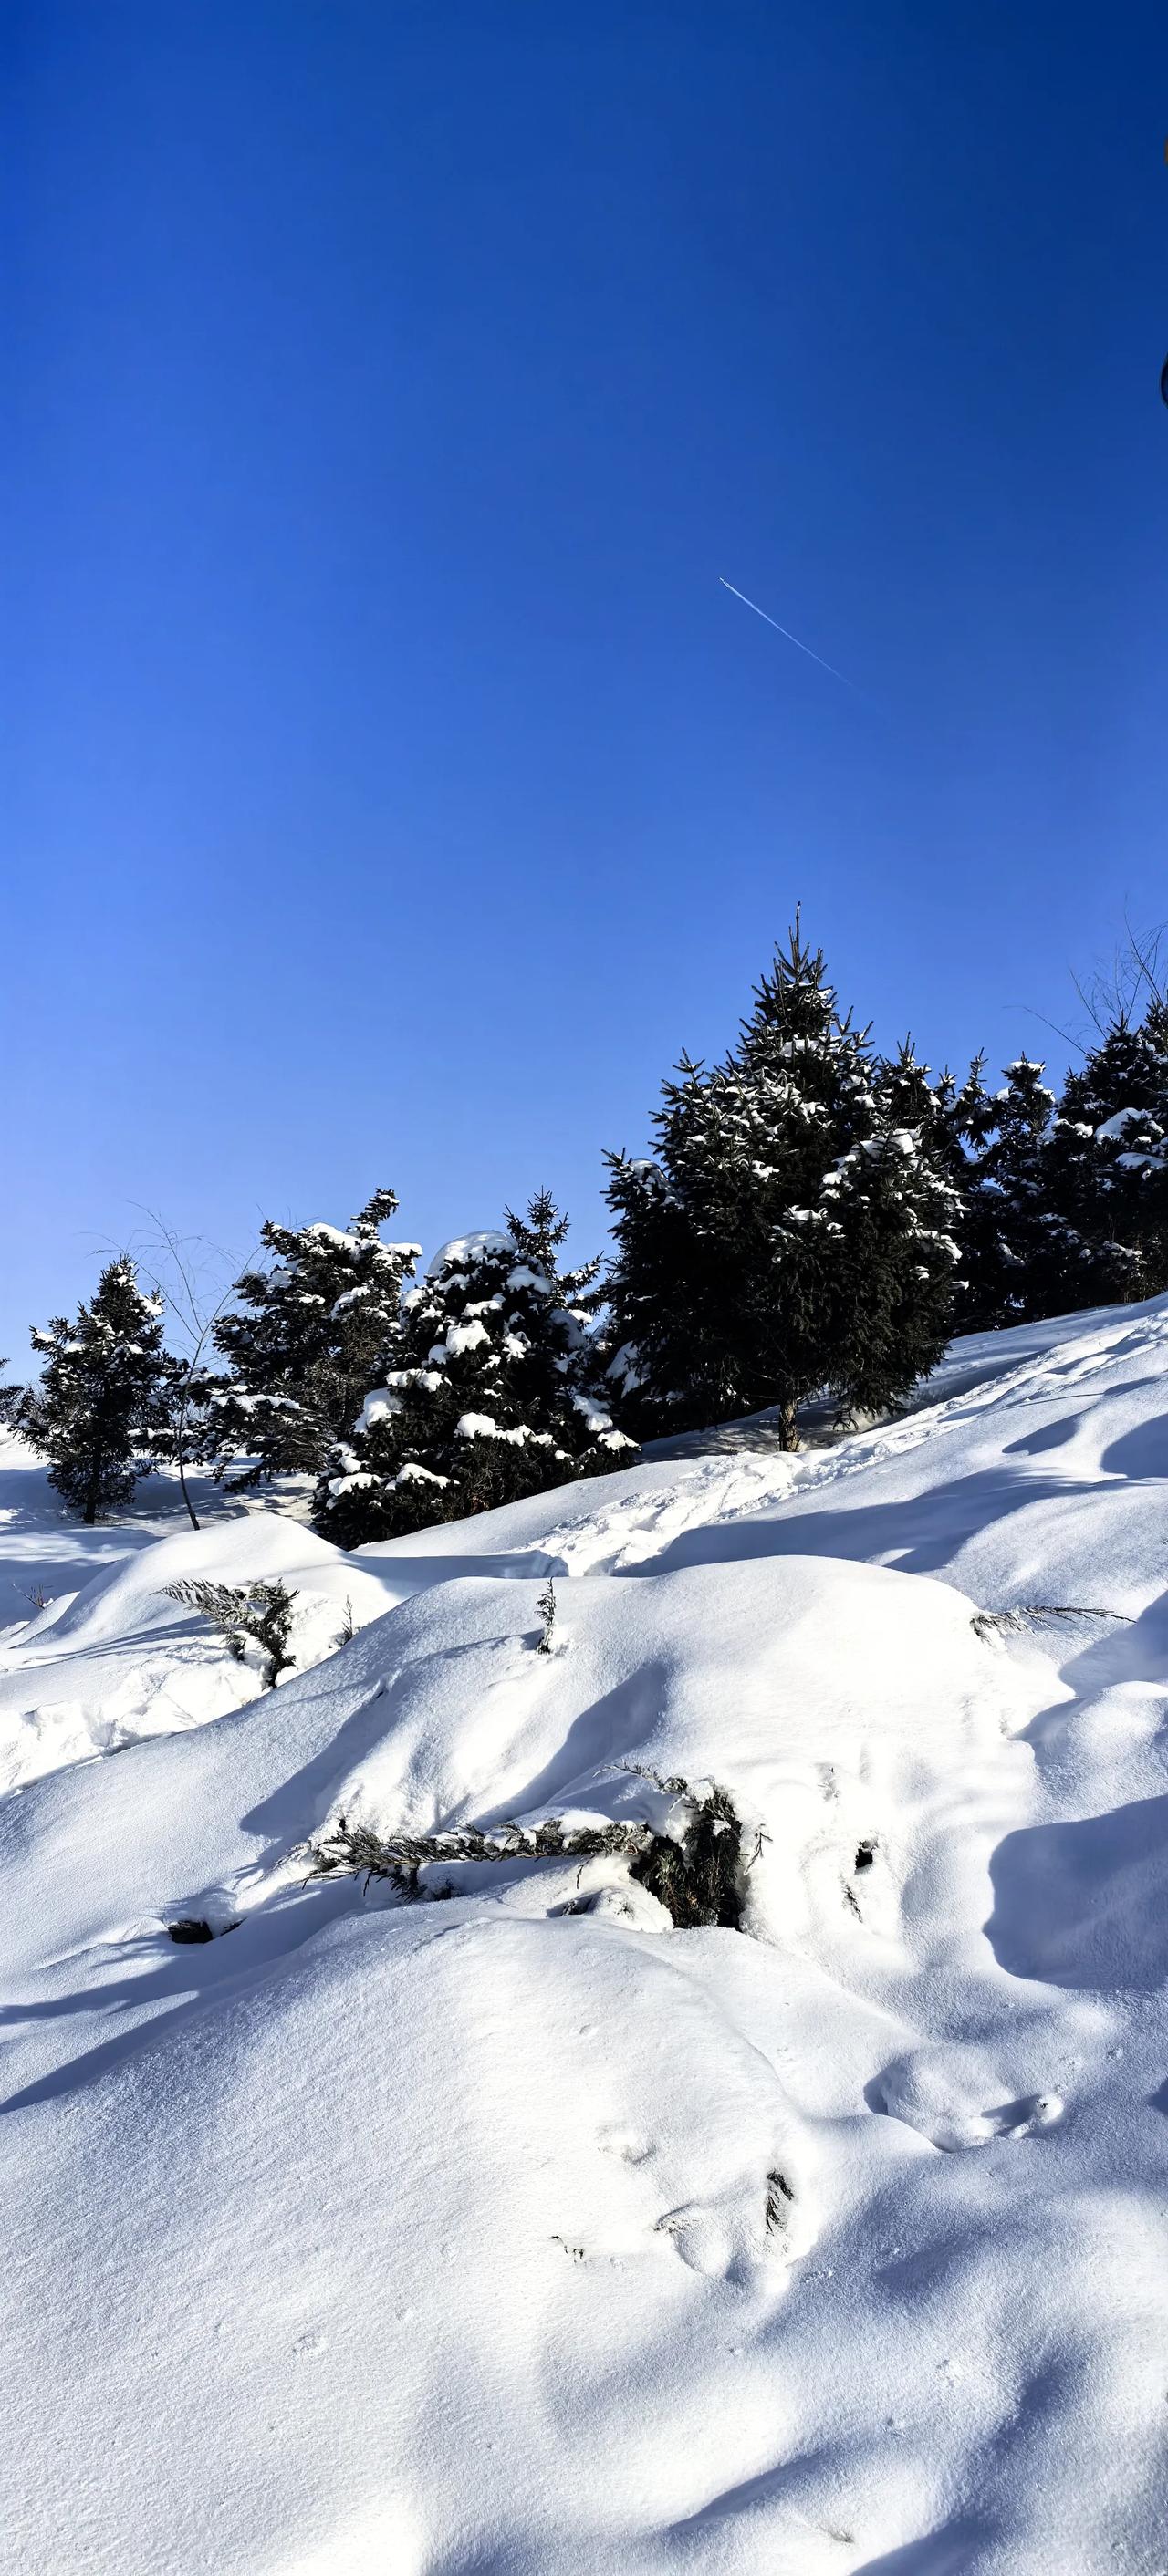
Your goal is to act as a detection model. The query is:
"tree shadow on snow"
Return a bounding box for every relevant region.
[1099,1409,1168,1479]
[853,2523,1000,2574]
[472,1663,673,1828]
[614,1467,1101,1584]
[0,1879,352,2117]
[986,1793,1168,1991]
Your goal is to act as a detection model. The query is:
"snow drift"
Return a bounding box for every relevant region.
[2,1294,1167,2572]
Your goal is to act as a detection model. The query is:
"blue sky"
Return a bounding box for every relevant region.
[5,0,1168,1359]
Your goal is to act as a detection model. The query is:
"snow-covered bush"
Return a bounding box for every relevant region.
[306,1775,745,1927]
[163,1575,297,1688]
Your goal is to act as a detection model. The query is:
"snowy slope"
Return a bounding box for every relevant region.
[0,1441,407,1790]
[2,1299,1167,2573]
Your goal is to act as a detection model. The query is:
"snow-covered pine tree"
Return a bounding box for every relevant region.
[1043,998,1168,1310]
[314,1191,637,1545]
[878,1042,989,1200]
[0,1367,26,1428]
[209,1190,419,1488]
[826,1055,963,1418]
[23,1257,182,1522]
[959,1054,1062,1329]
[605,925,960,1443]
[874,1040,990,1324]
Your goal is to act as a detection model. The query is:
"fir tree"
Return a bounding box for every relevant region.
[827,1055,965,1418]
[314,1191,637,1545]
[1042,998,1168,1310]
[605,925,961,1443]
[0,1368,26,1430]
[875,1039,990,1323]
[959,1055,1062,1329]
[24,1258,182,1522]
[878,1041,989,1199]
[209,1189,420,1488]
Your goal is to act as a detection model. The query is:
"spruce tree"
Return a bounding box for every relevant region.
[210,1189,419,1488]
[605,925,961,1443]
[876,1040,991,1325]
[827,1055,965,1418]
[960,1054,1062,1329]
[0,1368,26,1429]
[314,1191,637,1545]
[24,1258,182,1522]
[1043,999,1168,1310]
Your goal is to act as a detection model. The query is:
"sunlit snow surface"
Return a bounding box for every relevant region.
[2,1297,1167,2572]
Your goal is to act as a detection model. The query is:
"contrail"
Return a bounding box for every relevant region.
[718,576,856,691]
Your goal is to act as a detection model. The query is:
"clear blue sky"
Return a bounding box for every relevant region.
[5,0,1168,1360]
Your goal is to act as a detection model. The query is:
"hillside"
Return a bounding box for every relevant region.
[2,1294,1166,2574]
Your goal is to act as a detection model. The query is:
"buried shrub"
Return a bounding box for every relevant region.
[629,1779,743,1928]
[306,1777,749,1930]
[536,1579,558,1655]
[163,1576,297,1688]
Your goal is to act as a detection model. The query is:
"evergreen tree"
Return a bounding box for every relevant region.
[827,1055,966,1418]
[605,925,961,1443]
[876,1040,991,1322]
[24,1258,182,1522]
[0,1368,26,1429]
[210,1189,419,1487]
[959,1055,1062,1329]
[878,1041,990,1200]
[315,1191,637,1545]
[1043,999,1168,1309]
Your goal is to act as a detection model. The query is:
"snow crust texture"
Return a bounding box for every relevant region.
[2,1296,1168,2572]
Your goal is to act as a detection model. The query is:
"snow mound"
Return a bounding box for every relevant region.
[2,1297,1168,2571]
[0,1503,401,1792]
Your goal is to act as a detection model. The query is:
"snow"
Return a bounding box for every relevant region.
[506,1262,553,1293]
[3,1294,1168,2570]
[443,1315,491,1356]
[427,1230,512,1275]
[354,1385,402,1430]
[0,1449,402,1792]
[1094,1106,1152,1143]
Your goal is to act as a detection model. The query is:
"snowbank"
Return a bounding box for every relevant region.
[0,1471,402,1791]
[2,1299,1167,2571]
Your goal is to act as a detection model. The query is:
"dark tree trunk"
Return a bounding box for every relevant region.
[176,1375,200,1532]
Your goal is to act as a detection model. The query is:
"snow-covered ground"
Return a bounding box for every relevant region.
[2,1295,1167,2572]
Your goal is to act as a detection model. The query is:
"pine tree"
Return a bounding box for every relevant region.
[959,1055,1062,1329]
[605,925,961,1443]
[209,1189,420,1488]
[876,1040,991,1325]
[827,1054,965,1418]
[1043,999,1168,1309]
[878,1041,989,1199]
[0,1367,26,1429]
[24,1258,182,1522]
[314,1191,637,1545]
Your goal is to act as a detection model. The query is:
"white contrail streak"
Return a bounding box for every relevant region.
[718,576,856,691]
